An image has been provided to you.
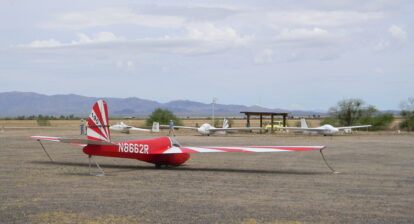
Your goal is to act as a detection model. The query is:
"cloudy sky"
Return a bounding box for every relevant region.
[1,0,412,110]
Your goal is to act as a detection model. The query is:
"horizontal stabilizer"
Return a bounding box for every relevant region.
[30,136,117,146]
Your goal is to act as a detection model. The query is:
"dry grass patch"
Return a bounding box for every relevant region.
[29,212,146,224]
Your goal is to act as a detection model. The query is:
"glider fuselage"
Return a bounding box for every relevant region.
[83,136,190,166]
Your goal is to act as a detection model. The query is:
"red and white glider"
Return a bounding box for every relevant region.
[31,100,336,175]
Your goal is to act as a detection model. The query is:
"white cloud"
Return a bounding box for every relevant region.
[72,32,124,44]
[24,32,123,48]
[40,7,186,29]
[164,23,251,54]
[266,10,383,28]
[21,23,250,55]
[373,25,408,52]
[389,25,407,41]
[27,39,62,48]
[186,23,247,43]
[276,28,332,42]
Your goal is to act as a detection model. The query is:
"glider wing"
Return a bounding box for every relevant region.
[159,145,325,154]
[209,127,263,132]
[337,125,372,130]
[130,127,151,132]
[30,136,117,146]
[275,127,325,132]
[160,125,198,130]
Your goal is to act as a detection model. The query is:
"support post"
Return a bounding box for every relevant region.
[319,148,339,174]
[271,114,274,133]
[88,155,105,176]
[259,115,263,134]
[37,140,53,162]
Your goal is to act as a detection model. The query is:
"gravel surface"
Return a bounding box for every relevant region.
[1,128,413,224]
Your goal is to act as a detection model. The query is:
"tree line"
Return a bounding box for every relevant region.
[1,98,413,131]
[146,98,414,132]
[1,114,81,120]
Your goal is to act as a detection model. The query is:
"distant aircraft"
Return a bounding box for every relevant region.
[110,122,159,134]
[278,118,371,136]
[161,119,263,136]
[30,100,336,175]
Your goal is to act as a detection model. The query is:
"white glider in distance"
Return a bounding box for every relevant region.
[110,122,159,134]
[278,118,371,136]
[162,119,263,136]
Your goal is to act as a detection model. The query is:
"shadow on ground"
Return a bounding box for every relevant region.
[31,160,328,175]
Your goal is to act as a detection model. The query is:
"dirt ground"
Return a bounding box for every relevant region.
[0,127,413,224]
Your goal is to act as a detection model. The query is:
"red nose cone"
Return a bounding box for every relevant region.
[136,153,190,166]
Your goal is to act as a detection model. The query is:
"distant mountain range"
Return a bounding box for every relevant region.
[0,91,326,117]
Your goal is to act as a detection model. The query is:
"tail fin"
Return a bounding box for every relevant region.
[300,118,308,128]
[223,119,229,128]
[87,100,111,142]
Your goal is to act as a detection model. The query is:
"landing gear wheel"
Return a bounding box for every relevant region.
[155,164,161,169]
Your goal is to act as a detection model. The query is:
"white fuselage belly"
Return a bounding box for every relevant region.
[197,123,226,135]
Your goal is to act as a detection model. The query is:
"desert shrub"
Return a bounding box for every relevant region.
[213,119,221,127]
[358,113,394,131]
[146,108,182,126]
[399,116,414,131]
[399,98,414,132]
[36,115,51,126]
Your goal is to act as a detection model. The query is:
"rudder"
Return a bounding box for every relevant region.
[223,119,229,128]
[300,118,308,128]
[87,100,111,142]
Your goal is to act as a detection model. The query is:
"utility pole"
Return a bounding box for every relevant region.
[212,97,217,126]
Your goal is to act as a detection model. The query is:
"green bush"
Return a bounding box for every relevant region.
[320,117,340,126]
[146,108,182,126]
[36,116,51,126]
[399,117,414,131]
[399,98,414,132]
[358,113,394,131]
